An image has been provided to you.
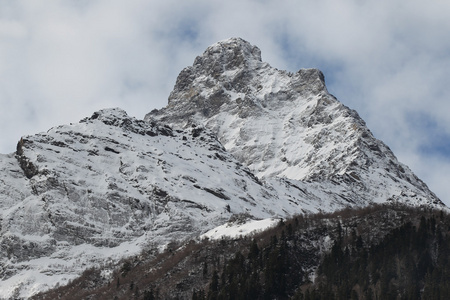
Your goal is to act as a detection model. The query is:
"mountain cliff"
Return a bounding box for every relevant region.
[0,38,445,298]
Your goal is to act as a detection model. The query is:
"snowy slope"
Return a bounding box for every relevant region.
[0,108,328,298]
[200,218,279,240]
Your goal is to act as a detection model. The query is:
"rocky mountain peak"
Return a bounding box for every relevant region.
[148,38,443,207]
[195,37,263,70]
[164,37,264,115]
[151,38,327,124]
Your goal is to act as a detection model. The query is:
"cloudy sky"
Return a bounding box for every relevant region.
[0,1,449,205]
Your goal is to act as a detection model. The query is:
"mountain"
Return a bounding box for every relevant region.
[0,38,445,298]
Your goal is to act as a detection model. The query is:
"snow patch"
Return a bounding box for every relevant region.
[201,218,279,240]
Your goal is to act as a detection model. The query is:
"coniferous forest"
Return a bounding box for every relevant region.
[32,204,450,300]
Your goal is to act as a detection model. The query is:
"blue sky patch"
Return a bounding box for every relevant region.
[408,112,450,159]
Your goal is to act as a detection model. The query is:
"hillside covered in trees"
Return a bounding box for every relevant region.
[32,204,450,300]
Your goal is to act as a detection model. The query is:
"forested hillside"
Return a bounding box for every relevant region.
[32,204,450,300]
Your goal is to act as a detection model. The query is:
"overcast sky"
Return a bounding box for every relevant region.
[0,0,449,205]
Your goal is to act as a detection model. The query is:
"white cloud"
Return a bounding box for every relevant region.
[0,0,449,205]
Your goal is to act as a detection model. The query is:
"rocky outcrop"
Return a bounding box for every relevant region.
[16,138,39,179]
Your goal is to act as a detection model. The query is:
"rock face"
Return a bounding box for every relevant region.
[0,38,445,298]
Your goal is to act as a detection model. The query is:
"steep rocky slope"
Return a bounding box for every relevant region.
[0,38,445,298]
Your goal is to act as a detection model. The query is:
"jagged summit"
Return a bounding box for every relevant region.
[153,37,326,121]
[195,37,263,70]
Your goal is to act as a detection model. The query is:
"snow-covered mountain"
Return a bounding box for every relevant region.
[147,37,442,208]
[0,38,444,298]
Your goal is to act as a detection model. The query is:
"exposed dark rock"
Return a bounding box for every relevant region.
[203,188,230,200]
[104,146,120,154]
